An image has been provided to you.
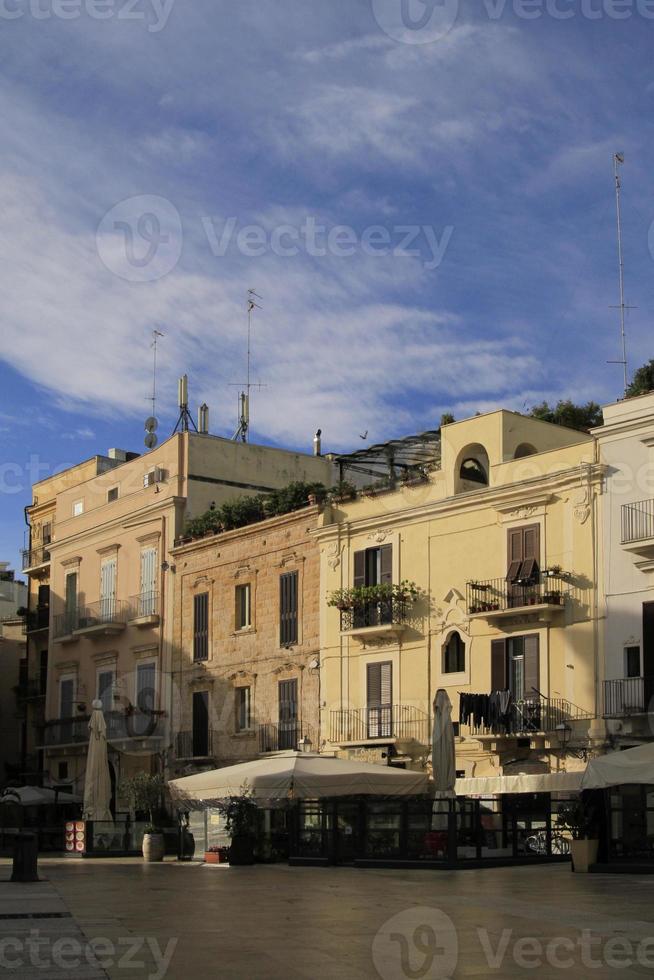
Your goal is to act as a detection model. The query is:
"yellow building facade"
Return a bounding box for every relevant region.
[316,411,606,784]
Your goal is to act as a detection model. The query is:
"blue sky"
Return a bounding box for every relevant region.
[1,0,653,566]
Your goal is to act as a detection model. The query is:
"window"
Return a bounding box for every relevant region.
[100,557,117,620]
[42,522,52,545]
[97,669,115,714]
[58,762,68,781]
[107,487,119,503]
[625,646,641,679]
[514,443,537,460]
[64,572,78,632]
[443,632,465,673]
[193,592,209,661]
[72,500,84,517]
[353,545,392,628]
[506,524,540,597]
[39,650,48,697]
[136,662,156,712]
[460,458,488,486]
[367,661,392,738]
[235,687,251,732]
[491,636,540,700]
[139,547,158,615]
[235,583,251,631]
[59,676,74,719]
[280,571,298,646]
[278,679,298,750]
[192,691,209,757]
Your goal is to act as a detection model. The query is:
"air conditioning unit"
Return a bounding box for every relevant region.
[144,468,166,488]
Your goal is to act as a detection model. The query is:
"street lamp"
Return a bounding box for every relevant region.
[555,723,572,749]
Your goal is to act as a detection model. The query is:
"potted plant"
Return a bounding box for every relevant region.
[204,845,229,864]
[216,794,258,866]
[121,772,166,863]
[556,799,599,872]
[327,588,355,612]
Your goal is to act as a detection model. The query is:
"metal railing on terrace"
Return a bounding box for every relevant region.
[622,499,654,544]
[466,574,569,615]
[258,723,315,753]
[340,597,410,632]
[461,696,593,737]
[128,591,160,619]
[603,677,654,717]
[21,544,52,571]
[175,730,217,759]
[330,705,430,744]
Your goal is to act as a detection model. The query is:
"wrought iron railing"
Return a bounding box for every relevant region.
[461,696,593,736]
[603,677,654,717]
[128,592,160,620]
[75,599,129,630]
[258,723,315,753]
[22,607,50,634]
[175,729,217,759]
[340,597,410,632]
[105,708,164,740]
[21,544,51,571]
[53,610,79,639]
[622,499,654,544]
[15,678,46,702]
[330,705,430,743]
[41,716,90,747]
[466,574,568,615]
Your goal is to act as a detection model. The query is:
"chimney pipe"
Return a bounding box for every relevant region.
[313,429,322,457]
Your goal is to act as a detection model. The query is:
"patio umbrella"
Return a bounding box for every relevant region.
[0,786,81,806]
[169,752,429,806]
[82,700,113,822]
[431,688,456,830]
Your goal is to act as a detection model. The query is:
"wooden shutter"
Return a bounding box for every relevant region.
[491,639,507,691]
[98,670,114,713]
[523,635,540,699]
[192,691,209,756]
[193,593,209,661]
[136,662,156,711]
[140,548,157,597]
[280,571,298,646]
[65,572,77,614]
[353,550,366,588]
[59,678,74,718]
[380,545,392,585]
[367,662,392,706]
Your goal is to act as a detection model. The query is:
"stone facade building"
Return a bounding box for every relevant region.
[170,504,322,775]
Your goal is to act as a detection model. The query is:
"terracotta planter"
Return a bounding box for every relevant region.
[142,832,165,863]
[570,838,599,873]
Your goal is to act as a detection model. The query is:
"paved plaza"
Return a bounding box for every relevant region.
[2,859,654,978]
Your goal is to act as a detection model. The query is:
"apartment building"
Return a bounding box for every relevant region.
[316,411,605,785]
[0,617,26,785]
[594,391,654,744]
[42,430,335,803]
[169,504,322,777]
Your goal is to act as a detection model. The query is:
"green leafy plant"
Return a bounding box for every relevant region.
[326,480,357,502]
[529,400,603,433]
[556,800,599,841]
[184,482,327,539]
[120,772,165,832]
[327,580,420,609]
[215,794,258,839]
[625,359,654,398]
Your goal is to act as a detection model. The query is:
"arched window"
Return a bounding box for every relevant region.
[460,458,488,486]
[514,443,537,460]
[443,631,465,674]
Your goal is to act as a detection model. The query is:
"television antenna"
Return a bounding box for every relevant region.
[232,289,266,442]
[608,153,637,392]
[144,329,164,450]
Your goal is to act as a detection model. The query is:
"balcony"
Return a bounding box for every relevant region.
[127,591,160,627]
[339,597,411,641]
[74,599,128,638]
[621,500,654,560]
[41,709,165,749]
[175,730,217,760]
[14,678,46,703]
[461,696,594,738]
[53,611,80,642]
[21,544,52,574]
[466,574,569,621]
[41,715,90,748]
[330,705,430,745]
[22,607,50,634]
[258,723,315,753]
[603,677,654,718]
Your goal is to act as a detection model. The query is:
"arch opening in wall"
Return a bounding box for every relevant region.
[514,443,537,460]
[456,443,490,493]
[443,630,465,674]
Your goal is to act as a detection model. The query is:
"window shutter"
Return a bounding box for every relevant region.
[192,691,209,756]
[380,545,393,585]
[353,550,366,588]
[491,640,507,691]
[193,593,209,661]
[367,662,392,706]
[280,572,298,646]
[523,635,540,699]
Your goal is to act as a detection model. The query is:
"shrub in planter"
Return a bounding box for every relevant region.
[120,772,166,863]
[556,800,599,873]
[215,794,258,867]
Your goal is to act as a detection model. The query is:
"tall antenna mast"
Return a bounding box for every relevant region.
[150,329,164,418]
[608,153,632,392]
[232,289,264,442]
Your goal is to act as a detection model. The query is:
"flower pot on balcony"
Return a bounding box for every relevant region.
[570,838,598,873]
[142,832,165,863]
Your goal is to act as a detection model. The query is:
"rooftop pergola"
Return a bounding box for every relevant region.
[334,430,442,483]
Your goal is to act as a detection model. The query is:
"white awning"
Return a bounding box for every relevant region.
[455,771,583,797]
[581,742,654,790]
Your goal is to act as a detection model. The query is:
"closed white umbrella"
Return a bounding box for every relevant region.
[82,700,113,822]
[169,752,429,805]
[0,786,82,806]
[431,688,456,830]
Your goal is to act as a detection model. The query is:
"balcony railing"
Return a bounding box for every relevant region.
[175,730,217,759]
[21,544,52,572]
[41,709,164,747]
[53,610,80,639]
[461,696,593,737]
[330,705,430,744]
[622,499,654,545]
[14,678,46,702]
[340,597,410,633]
[74,599,128,635]
[128,591,160,621]
[41,715,90,747]
[466,574,569,616]
[258,723,315,753]
[22,607,50,634]
[603,677,654,718]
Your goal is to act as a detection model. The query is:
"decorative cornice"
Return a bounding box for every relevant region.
[61,556,82,568]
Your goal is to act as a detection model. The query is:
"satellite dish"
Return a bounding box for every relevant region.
[145,432,158,450]
[145,417,158,433]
